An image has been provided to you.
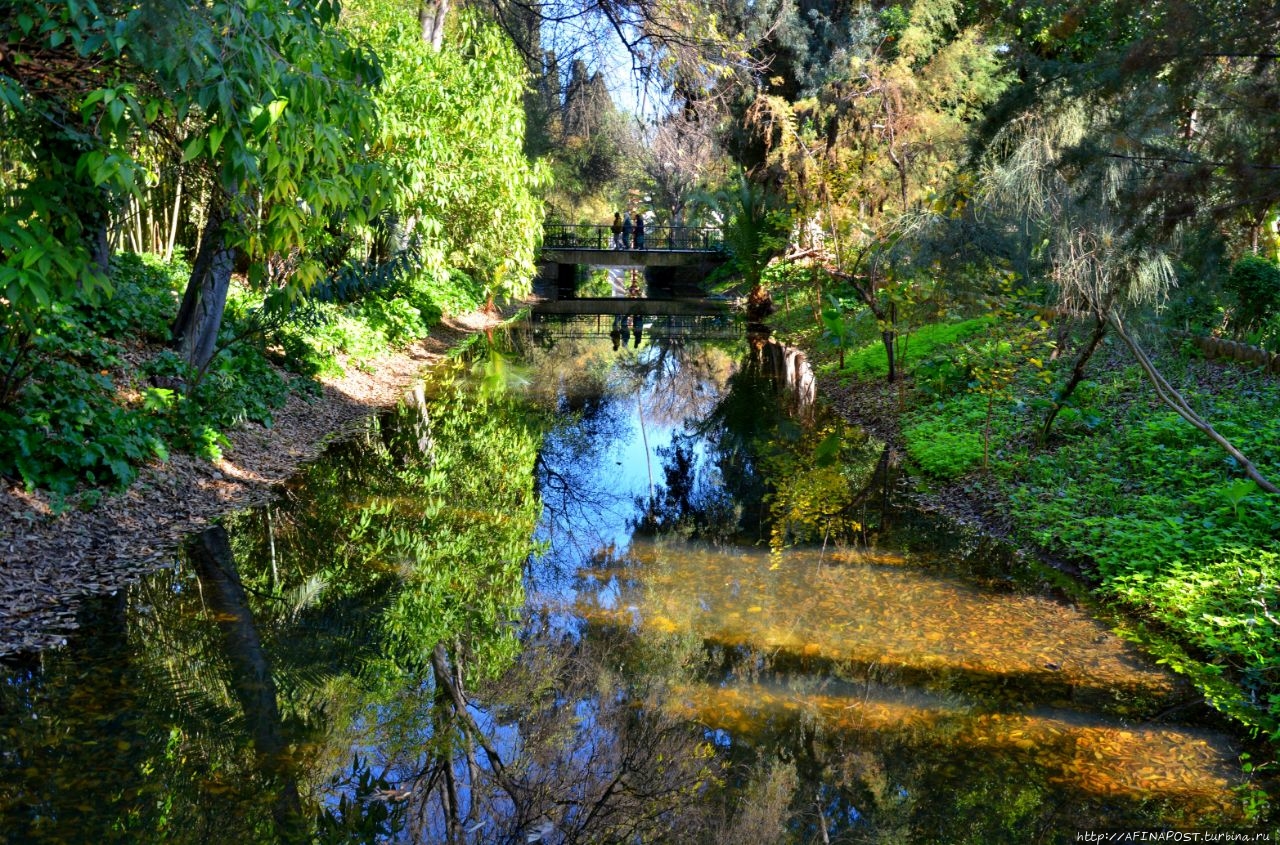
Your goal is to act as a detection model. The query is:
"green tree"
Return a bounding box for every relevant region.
[980,92,1280,492]
[3,0,388,373]
[142,0,384,369]
[703,170,790,320]
[344,6,547,309]
[0,0,151,399]
[736,0,1010,380]
[1225,255,1280,337]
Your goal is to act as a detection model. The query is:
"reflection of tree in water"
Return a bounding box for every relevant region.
[685,637,1235,842]
[187,526,304,838]
[613,337,732,429]
[531,336,736,571]
[746,333,817,419]
[526,336,640,567]
[522,337,616,415]
[0,367,544,843]
[633,432,740,543]
[535,388,636,570]
[635,335,887,548]
[363,617,805,844]
[391,638,692,841]
[0,518,388,844]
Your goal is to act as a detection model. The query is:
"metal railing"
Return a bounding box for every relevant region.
[542,222,724,252]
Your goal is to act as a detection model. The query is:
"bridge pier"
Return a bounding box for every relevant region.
[556,263,576,298]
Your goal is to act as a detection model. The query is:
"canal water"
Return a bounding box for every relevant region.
[0,322,1261,843]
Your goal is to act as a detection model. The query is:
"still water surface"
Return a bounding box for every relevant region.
[0,325,1259,843]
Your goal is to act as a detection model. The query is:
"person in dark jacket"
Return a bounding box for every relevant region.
[633,212,645,249]
[610,212,623,248]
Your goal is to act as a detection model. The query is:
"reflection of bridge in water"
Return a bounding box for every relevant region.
[530,297,738,342]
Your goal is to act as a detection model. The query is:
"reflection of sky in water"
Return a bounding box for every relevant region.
[530,340,727,609]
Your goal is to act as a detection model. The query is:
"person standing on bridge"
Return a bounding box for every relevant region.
[611,212,623,249]
[633,212,645,250]
[621,213,633,250]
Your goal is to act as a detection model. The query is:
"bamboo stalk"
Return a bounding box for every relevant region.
[131,193,144,253]
[146,187,157,254]
[166,171,183,262]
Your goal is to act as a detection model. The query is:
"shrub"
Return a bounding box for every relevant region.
[0,253,193,494]
[914,355,972,400]
[1225,255,1280,334]
[274,301,369,378]
[406,267,483,319]
[357,296,428,348]
[77,252,186,341]
[0,321,167,494]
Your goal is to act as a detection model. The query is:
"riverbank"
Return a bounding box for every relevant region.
[817,373,1004,534]
[0,310,508,657]
[777,304,1280,758]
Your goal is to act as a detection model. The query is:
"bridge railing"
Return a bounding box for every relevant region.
[543,222,724,252]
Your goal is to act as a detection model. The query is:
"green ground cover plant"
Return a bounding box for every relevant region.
[901,393,990,478]
[998,369,1280,737]
[0,251,486,502]
[840,316,992,380]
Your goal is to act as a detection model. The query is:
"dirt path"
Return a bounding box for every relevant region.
[0,311,507,656]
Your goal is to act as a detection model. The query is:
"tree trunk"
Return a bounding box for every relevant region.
[1041,315,1107,443]
[746,283,774,323]
[881,301,897,384]
[88,222,111,275]
[165,171,184,262]
[430,644,520,799]
[1109,316,1279,494]
[420,0,448,50]
[881,327,897,383]
[847,274,894,382]
[172,203,236,371]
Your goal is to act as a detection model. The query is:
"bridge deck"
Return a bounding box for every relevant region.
[541,223,726,267]
[544,223,723,251]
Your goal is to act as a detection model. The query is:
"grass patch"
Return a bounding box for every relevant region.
[842,316,993,379]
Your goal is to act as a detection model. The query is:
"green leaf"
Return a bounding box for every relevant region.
[208,124,227,156]
[182,135,205,163]
[267,98,288,124]
[813,431,842,466]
